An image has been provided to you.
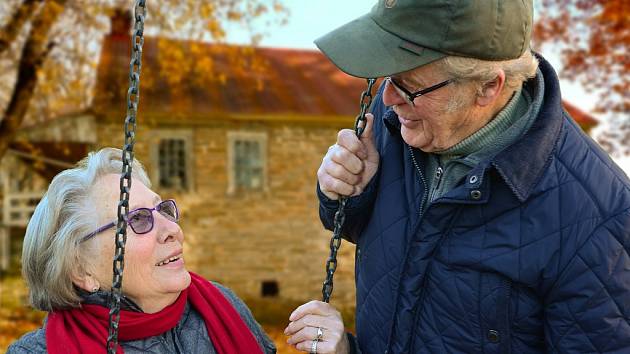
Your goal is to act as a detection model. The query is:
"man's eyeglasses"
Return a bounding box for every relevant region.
[81,199,179,242]
[386,76,453,106]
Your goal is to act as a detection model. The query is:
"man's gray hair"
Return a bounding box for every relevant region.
[435,50,539,112]
[22,147,151,311]
[439,50,539,93]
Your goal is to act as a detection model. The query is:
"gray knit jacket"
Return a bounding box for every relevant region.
[7,283,276,354]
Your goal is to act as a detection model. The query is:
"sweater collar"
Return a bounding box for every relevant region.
[439,86,528,159]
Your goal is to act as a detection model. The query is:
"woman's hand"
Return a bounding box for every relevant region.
[285,300,350,354]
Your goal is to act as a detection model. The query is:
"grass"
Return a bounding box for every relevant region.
[0,275,354,354]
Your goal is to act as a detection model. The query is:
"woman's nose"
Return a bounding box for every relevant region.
[382,80,406,107]
[154,212,182,242]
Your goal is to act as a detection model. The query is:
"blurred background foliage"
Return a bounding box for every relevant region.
[532,0,629,156]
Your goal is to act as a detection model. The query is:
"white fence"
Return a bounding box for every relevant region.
[3,192,43,227]
[0,226,7,272]
[0,192,43,272]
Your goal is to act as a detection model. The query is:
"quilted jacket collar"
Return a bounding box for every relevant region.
[491,54,563,202]
[383,53,563,203]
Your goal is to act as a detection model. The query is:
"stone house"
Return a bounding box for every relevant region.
[1,13,369,308]
[0,13,599,310]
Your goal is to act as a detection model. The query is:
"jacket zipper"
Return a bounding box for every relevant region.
[385,145,428,352]
[406,143,431,353]
[431,166,444,202]
[406,146,464,352]
[408,144,428,218]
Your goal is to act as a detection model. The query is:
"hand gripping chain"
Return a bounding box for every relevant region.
[321,78,376,303]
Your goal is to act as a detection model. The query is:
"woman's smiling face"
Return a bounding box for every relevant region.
[87,173,191,313]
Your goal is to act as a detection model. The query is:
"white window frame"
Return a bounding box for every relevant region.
[227,131,268,195]
[149,129,194,192]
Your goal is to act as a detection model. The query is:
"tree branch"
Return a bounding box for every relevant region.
[0,0,43,56]
[0,0,67,158]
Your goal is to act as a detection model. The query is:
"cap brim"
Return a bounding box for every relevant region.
[314,14,446,78]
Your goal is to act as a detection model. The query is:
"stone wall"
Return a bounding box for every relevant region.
[97,118,358,308]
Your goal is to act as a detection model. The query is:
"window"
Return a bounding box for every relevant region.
[150,130,194,192]
[158,139,187,190]
[227,132,267,194]
[235,140,262,189]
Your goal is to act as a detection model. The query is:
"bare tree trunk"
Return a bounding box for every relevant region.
[0,0,43,56]
[0,0,67,159]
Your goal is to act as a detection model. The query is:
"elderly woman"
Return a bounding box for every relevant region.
[8,148,276,354]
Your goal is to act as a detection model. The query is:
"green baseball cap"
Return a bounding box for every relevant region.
[315,0,533,78]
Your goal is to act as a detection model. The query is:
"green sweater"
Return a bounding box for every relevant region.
[423,71,545,205]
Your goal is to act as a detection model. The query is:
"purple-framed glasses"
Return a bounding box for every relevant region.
[81,199,179,243]
[386,76,453,106]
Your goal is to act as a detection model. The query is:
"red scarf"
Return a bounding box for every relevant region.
[46,272,263,354]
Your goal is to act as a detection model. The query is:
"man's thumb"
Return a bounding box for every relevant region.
[360,113,377,152]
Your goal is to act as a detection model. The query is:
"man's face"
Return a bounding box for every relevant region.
[382,63,476,152]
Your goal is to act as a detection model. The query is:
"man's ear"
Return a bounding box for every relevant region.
[476,70,506,107]
[71,269,100,293]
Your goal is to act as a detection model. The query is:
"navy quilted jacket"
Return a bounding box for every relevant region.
[318,56,630,353]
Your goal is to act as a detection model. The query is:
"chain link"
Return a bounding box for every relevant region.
[106,1,146,353]
[322,78,376,303]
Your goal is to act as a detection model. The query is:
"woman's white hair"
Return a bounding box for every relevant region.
[22,147,151,311]
[436,50,539,111]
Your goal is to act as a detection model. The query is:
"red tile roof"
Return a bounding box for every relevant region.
[94,34,598,128]
[562,101,599,127]
[94,35,372,123]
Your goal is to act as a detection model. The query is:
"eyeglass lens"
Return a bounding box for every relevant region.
[127,200,178,234]
[157,200,178,222]
[388,78,413,105]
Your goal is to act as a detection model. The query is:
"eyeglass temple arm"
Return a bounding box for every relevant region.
[81,222,116,243]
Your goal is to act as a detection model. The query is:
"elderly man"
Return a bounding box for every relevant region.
[287,0,630,353]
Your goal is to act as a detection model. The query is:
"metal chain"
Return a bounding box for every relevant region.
[106,1,146,353]
[322,78,376,303]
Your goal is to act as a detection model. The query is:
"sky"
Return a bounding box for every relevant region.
[225,0,597,112]
[225,1,629,173]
